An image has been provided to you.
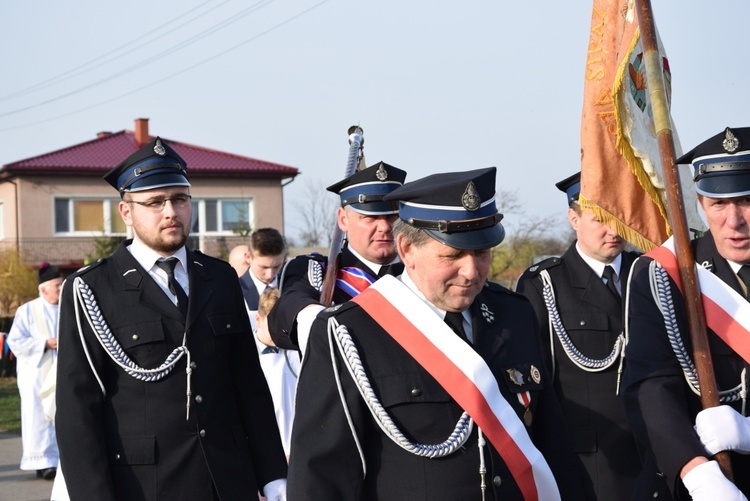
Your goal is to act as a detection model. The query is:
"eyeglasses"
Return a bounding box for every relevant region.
[126,195,192,212]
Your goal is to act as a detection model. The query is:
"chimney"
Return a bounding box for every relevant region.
[134,118,150,147]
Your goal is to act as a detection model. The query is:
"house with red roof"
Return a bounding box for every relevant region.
[0,118,299,269]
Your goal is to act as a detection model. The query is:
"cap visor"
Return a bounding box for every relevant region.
[347,201,398,215]
[424,224,505,251]
[125,172,191,193]
[696,173,750,198]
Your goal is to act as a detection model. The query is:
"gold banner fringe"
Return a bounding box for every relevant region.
[579,194,659,252]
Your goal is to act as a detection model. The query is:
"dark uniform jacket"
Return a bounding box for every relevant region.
[623,232,750,498]
[287,280,590,500]
[517,245,667,500]
[268,244,403,350]
[56,241,287,501]
[239,268,261,310]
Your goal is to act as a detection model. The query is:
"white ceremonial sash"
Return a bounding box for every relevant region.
[647,237,750,364]
[352,275,559,501]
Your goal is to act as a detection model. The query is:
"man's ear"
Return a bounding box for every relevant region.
[567,207,579,232]
[337,206,348,232]
[119,200,134,227]
[396,234,414,269]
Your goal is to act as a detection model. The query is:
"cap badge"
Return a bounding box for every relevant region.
[723,127,740,154]
[154,138,166,156]
[376,164,388,181]
[480,303,495,324]
[507,368,524,386]
[530,365,541,384]
[462,181,481,211]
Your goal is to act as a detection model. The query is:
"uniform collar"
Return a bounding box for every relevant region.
[575,241,623,279]
[127,237,188,274]
[347,244,400,277]
[399,270,471,327]
[249,269,277,296]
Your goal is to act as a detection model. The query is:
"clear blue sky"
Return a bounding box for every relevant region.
[1,1,747,242]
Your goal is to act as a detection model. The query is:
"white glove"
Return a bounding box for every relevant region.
[262,478,287,501]
[695,405,750,455]
[682,460,746,501]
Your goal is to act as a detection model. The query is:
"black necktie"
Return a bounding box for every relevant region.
[156,258,189,318]
[444,311,469,343]
[738,265,750,298]
[378,265,392,278]
[602,265,621,302]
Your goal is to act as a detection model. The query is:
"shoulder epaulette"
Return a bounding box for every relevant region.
[522,257,562,277]
[322,300,357,316]
[74,257,107,276]
[484,280,523,297]
[307,252,327,263]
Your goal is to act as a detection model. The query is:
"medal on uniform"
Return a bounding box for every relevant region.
[516,391,532,426]
[507,368,524,386]
[530,365,541,384]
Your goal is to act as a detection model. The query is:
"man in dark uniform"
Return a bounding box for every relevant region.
[288,167,590,500]
[268,162,406,354]
[55,137,287,501]
[516,173,667,499]
[623,126,750,500]
[237,228,287,312]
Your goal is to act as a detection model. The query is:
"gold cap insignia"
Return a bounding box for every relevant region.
[462,181,481,211]
[376,164,388,181]
[154,138,166,156]
[723,127,740,154]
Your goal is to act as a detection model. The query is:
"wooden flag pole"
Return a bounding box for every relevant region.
[635,0,732,477]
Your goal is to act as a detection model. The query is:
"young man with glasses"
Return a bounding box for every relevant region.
[55,137,287,501]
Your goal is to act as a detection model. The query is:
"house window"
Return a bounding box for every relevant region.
[55,198,126,235]
[191,198,253,235]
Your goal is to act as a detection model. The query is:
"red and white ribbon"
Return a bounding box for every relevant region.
[353,276,560,501]
[647,237,750,364]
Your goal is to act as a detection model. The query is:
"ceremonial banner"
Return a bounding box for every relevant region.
[579,0,703,251]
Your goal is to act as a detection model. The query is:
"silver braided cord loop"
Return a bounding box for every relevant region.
[328,317,474,459]
[74,277,189,383]
[650,261,742,403]
[308,259,324,292]
[540,270,623,372]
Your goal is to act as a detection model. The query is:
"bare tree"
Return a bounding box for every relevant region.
[489,188,571,288]
[292,179,339,247]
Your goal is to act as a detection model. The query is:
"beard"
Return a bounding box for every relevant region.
[133,223,189,254]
